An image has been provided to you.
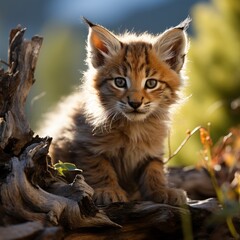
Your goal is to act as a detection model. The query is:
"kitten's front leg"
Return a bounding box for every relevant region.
[83,157,128,205]
[139,160,187,205]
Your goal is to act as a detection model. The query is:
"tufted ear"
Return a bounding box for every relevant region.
[84,18,122,68]
[154,18,191,73]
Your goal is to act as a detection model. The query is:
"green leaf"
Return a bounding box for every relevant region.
[53,161,82,176]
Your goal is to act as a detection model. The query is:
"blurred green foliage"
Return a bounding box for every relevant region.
[170,0,240,166]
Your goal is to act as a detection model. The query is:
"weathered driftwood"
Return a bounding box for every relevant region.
[1,139,118,228]
[0,27,42,155]
[0,222,63,240]
[0,27,239,240]
[65,199,230,240]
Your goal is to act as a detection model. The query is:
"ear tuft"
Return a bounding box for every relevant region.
[175,17,192,31]
[82,17,96,27]
[154,18,190,73]
[85,19,122,68]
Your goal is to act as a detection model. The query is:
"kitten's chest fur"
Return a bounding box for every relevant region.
[94,120,166,161]
[83,115,167,184]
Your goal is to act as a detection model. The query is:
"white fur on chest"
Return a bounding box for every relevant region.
[102,121,167,174]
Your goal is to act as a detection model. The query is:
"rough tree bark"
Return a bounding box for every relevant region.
[0,27,239,240]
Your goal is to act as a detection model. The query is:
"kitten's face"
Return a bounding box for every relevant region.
[85,19,189,123]
[95,42,180,122]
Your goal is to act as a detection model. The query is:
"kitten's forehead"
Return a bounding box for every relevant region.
[124,41,152,48]
[123,42,152,58]
[118,42,156,79]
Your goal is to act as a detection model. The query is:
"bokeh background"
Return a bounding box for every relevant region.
[0,0,239,166]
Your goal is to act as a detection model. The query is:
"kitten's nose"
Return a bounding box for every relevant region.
[128,101,142,109]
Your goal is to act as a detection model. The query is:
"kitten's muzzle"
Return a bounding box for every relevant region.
[128,101,142,110]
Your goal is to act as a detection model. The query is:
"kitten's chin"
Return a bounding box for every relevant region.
[123,112,148,122]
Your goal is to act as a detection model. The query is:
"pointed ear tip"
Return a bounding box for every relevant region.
[82,17,95,27]
[175,17,192,31]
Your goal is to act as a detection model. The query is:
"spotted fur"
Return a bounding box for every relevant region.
[41,18,190,205]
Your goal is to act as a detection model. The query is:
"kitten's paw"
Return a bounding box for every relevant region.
[166,188,187,205]
[145,187,187,206]
[93,187,128,205]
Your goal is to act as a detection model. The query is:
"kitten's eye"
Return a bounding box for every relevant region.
[114,77,127,88]
[145,79,158,89]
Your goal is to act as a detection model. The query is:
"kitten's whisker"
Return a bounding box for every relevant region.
[104,108,120,132]
[108,112,116,131]
[109,112,119,130]
[119,102,127,110]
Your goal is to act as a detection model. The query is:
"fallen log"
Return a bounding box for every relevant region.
[1,139,117,229]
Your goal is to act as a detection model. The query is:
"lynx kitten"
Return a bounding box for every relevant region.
[42,18,190,205]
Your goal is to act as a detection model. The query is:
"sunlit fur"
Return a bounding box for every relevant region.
[40,18,190,205]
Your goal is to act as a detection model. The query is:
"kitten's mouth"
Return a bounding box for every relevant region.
[131,110,145,114]
[123,110,148,121]
[126,109,146,115]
